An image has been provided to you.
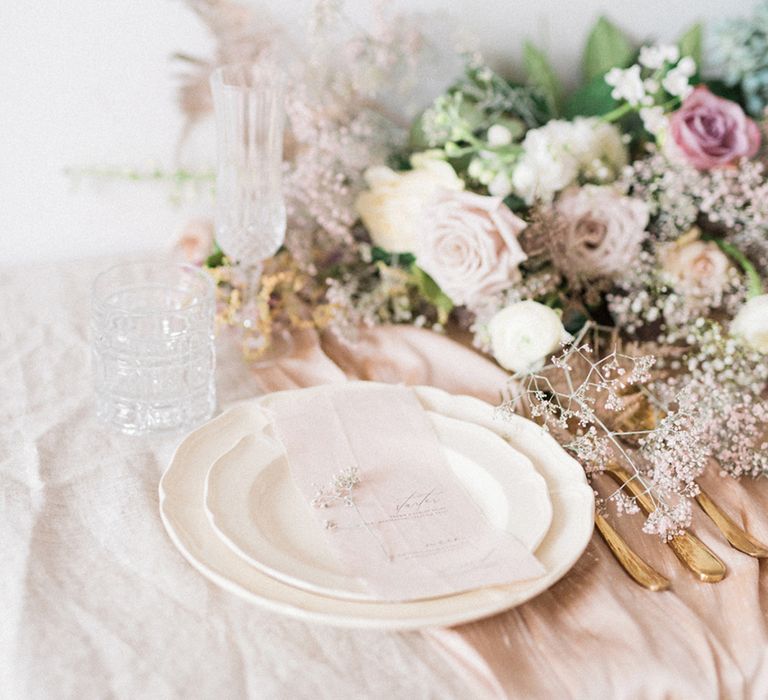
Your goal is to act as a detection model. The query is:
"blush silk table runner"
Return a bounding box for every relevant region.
[4,256,768,699]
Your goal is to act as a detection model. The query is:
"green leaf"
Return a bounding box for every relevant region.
[523,41,563,116]
[678,22,702,66]
[564,75,618,118]
[712,238,764,298]
[706,79,744,104]
[408,112,431,150]
[583,16,634,82]
[410,265,453,324]
[205,243,225,268]
[503,193,527,212]
[562,309,589,336]
[371,246,416,267]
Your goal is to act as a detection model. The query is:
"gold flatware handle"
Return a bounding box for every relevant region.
[605,464,726,583]
[695,489,768,558]
[595,514,670,591]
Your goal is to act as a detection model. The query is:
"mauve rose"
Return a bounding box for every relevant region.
[554,185,649,279]
[417,190,527,309]
[668,86,761,170]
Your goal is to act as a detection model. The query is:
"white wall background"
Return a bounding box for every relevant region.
[0,0,752,266]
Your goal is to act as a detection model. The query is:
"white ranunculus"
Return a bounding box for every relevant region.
[488,300,572,374]
[731,295,768,353]
[355,152,464,252]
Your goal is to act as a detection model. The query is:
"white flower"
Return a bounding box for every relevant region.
[676,56,697,77]
[606,65,646,106]
[639,46,662,69]
[488,301,572,374]
[731,295,768,353]
[662,45,680,64]
[467,157,486,181]
[639,106,667,135]
[587,121,628,168]
[512,126,578,203]
[638,44,679,69]
[355,152,464,252]
[511,118,627,204]
[487,124,513,147]
[488,171,512,197]
[417,190,527,309]
[662,68,693,98]
[644,79,660,94]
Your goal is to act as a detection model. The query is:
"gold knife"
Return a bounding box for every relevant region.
[605,463,726,583]
[695,489,768,558]
[595,513,670,591]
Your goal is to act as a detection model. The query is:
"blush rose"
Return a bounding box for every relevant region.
[417,190,527,309]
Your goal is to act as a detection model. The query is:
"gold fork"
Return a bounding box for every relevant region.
[605,463,727,582]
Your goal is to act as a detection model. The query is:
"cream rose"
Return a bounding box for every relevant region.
[416,190,527,309]
[731,295,768,353]
[488,300,572,374]
[354,152,464,252]
[661,238,730,298]
[553,185,649,279]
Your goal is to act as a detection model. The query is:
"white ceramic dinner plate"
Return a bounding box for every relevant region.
[203,411,553,602]
[159,383,594,630]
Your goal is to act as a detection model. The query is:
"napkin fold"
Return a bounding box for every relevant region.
[266,383,544,602]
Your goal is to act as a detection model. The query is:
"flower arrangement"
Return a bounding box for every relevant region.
[167,0,768,538]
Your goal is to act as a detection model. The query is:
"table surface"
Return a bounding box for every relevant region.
[4,256,768,700]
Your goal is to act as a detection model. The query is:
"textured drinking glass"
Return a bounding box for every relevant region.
[91,262,216,434]
[210,63,287,266]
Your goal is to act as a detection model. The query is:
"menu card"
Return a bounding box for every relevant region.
[265,383,544,602]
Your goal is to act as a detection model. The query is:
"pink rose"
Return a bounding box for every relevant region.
[668,86,761,170]
[417,190,527,309]
[553,185,649,279]
[660,238,730,299]
[176,218,215,265]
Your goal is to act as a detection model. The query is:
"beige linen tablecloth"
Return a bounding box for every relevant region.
[3,256,768,699]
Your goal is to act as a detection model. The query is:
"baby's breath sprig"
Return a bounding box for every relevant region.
[499,323,709,541]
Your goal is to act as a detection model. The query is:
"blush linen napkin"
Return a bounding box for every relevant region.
[265,382,544,602]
